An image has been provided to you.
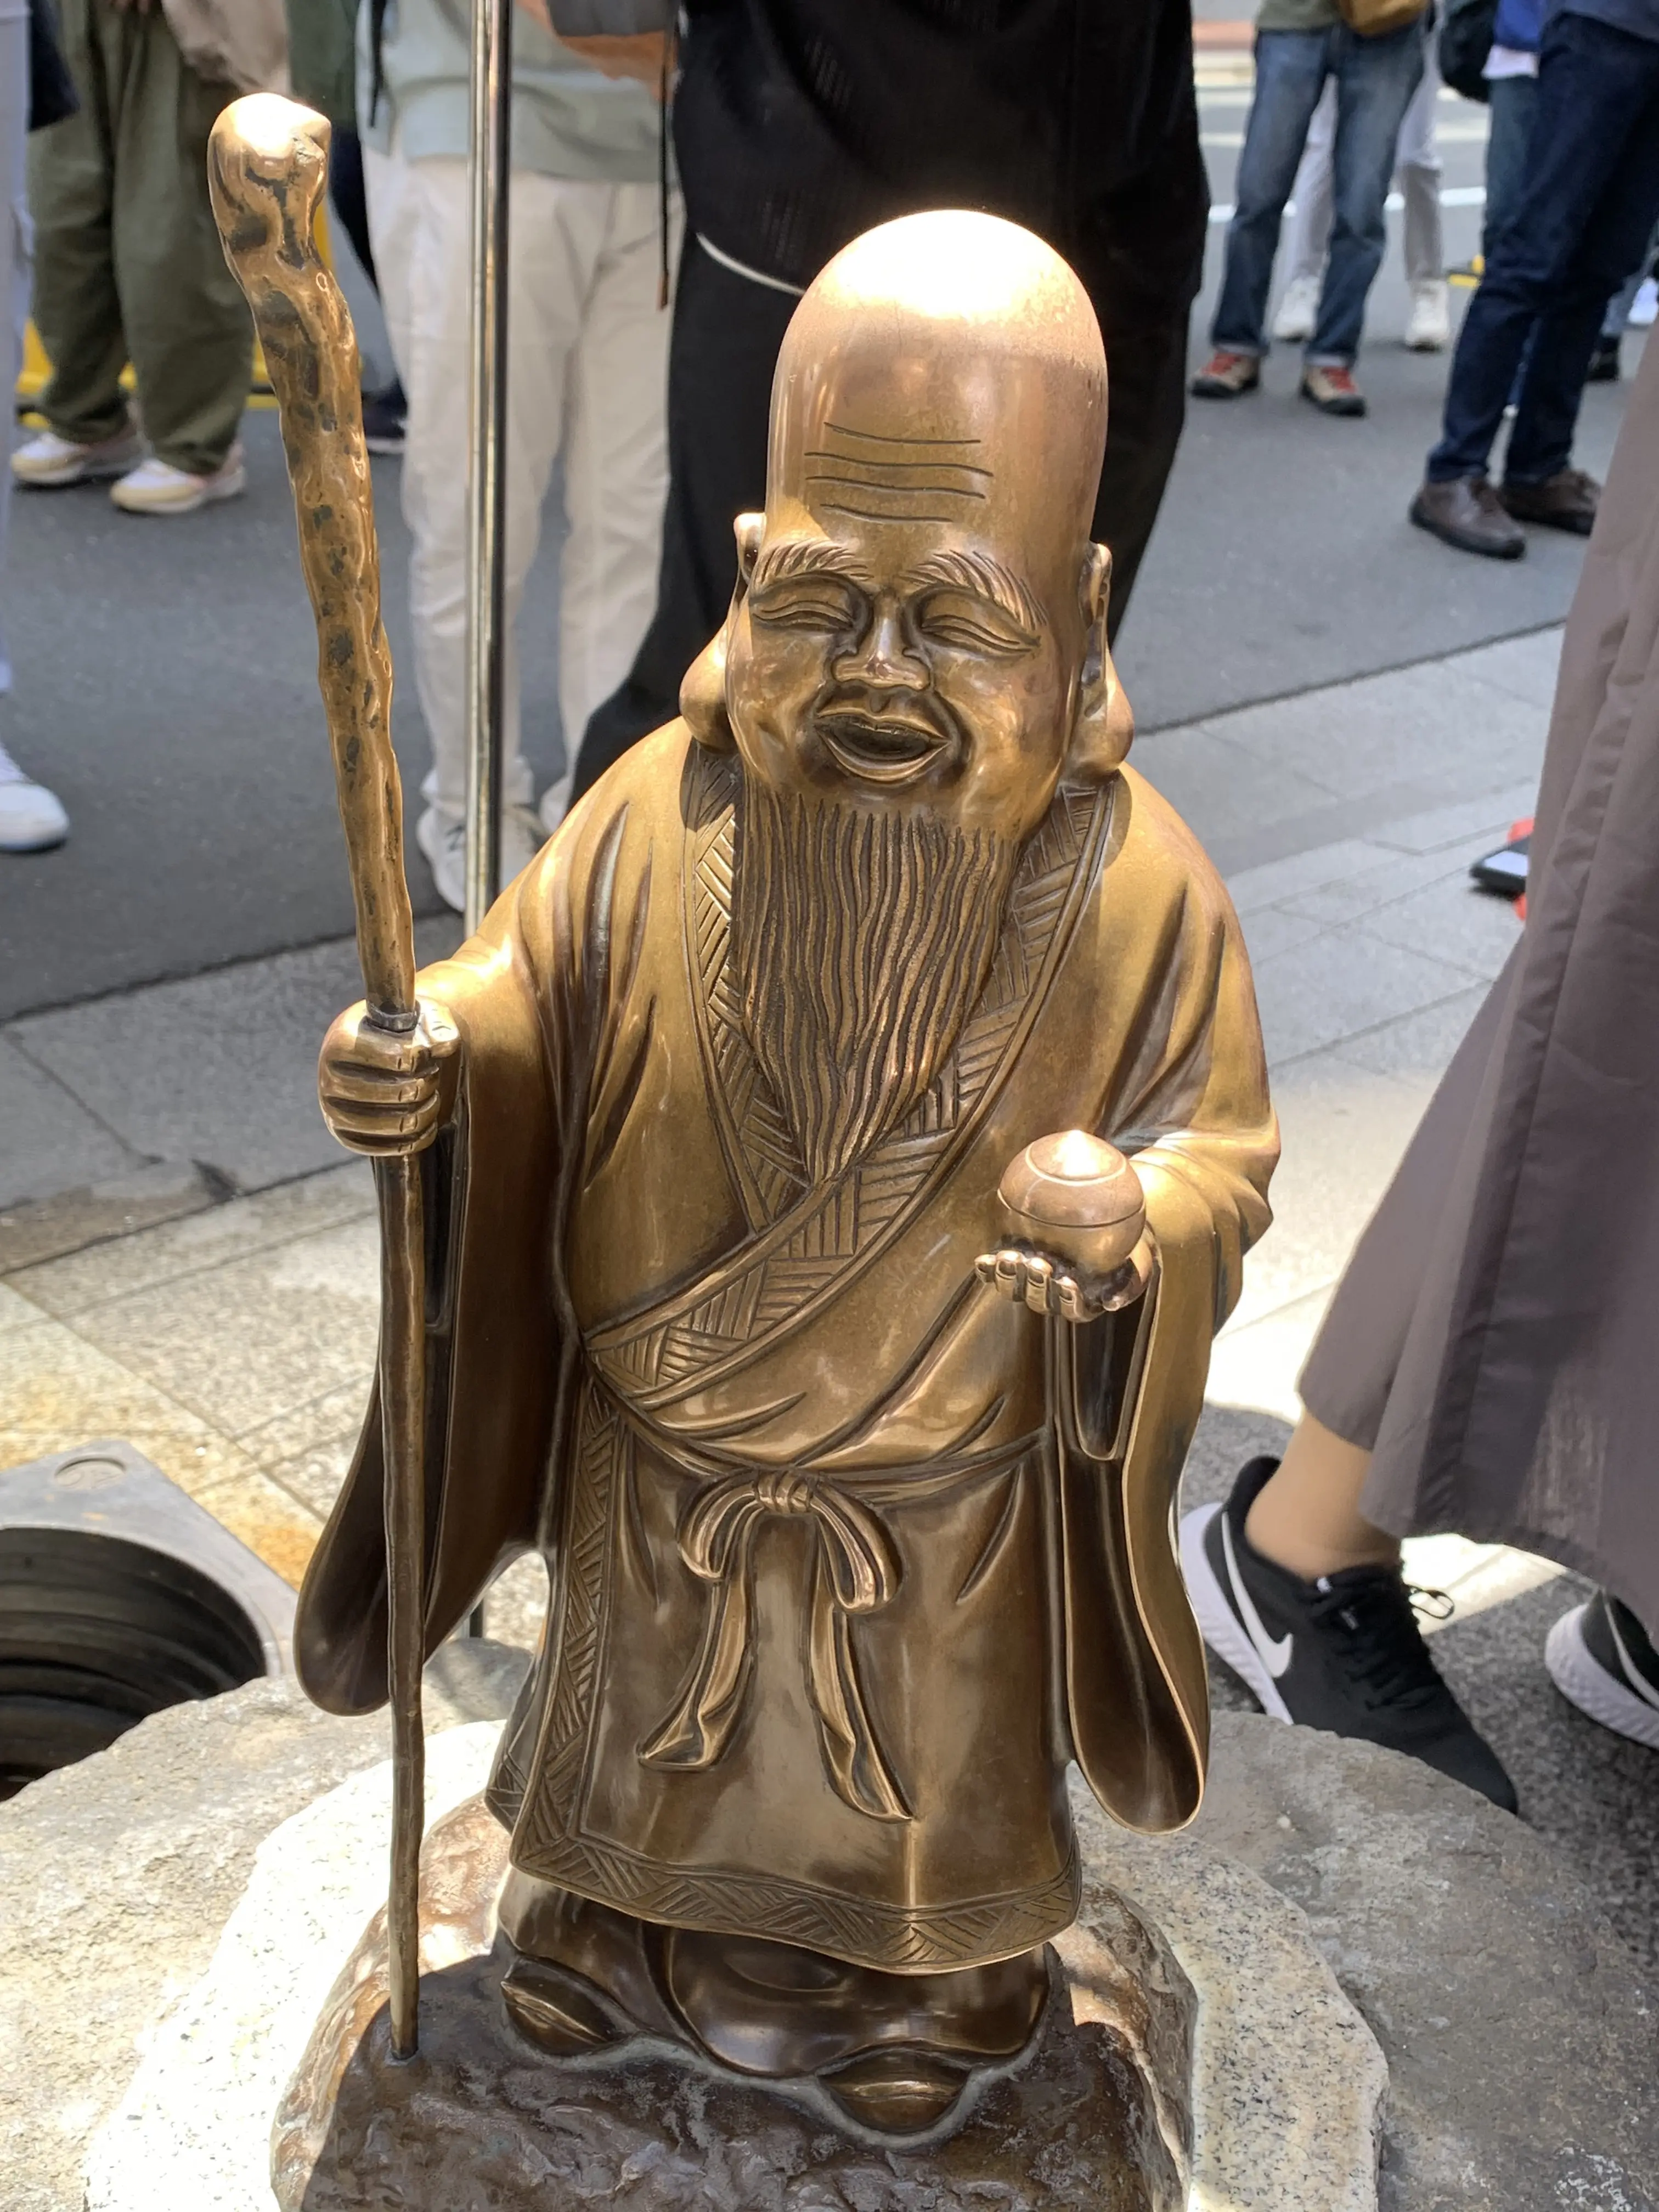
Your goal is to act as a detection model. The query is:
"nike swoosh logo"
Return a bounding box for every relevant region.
[1609,1611,1659,1712]
[1221,1510,1294,1679]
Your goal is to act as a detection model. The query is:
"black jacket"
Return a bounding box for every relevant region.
[672,0,1208,329]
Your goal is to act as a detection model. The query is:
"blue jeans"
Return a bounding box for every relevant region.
[1428,10,1659,484]
[1481,76,1536,264]
[1211,21,1426,368]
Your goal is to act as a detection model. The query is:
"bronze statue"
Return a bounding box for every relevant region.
[293,204,1277,2137]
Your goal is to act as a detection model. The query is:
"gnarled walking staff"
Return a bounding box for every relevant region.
[206,95,428,2058]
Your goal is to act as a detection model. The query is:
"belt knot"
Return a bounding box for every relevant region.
[639,1465,909,1821]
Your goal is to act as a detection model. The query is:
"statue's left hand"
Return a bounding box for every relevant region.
[975,1235,1154,1323]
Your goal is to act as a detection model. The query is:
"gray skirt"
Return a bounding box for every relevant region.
[1299,338,1659,1631]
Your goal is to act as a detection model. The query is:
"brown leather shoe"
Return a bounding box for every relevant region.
[1499,467,1600,536]
[1190,349,1261,398]
[1409,476,1526,559]
[1300,364,1367,416]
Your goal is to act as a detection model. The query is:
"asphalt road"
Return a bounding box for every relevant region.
[0,76,1643,1018]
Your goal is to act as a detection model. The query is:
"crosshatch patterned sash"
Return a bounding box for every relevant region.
[584,753,1111,1417]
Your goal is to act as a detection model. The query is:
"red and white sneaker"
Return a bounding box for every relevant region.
[1300,365,1367,417]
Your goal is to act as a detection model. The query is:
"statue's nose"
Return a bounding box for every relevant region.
[833,605,928,693]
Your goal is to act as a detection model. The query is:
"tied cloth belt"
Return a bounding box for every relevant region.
[639,1466,910,1822]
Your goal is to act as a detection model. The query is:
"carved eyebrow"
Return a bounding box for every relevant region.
[749,537,875,594]
[904,550,1046,636]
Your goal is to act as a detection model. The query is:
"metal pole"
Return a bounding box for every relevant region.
[463,0,512,1641]
[465,0,512,940]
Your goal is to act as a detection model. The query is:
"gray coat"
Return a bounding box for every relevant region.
[1301,339,1659,1628]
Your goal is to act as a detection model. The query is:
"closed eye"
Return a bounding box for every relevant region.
[913,590,1037,657]
[749,579,864,633]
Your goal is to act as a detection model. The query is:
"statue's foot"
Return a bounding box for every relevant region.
[819,2047,975,2134]
[662,1925,1049,2137]
[500,1953,635,2057]
[496,1873,679,2056]
[496,1872,1050,2139]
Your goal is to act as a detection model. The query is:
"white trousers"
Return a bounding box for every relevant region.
[1,13,31,697]
[1284,48,1444,292]
[365,150,671,820]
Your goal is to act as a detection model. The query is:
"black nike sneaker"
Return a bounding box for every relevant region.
[1180,1456,1519,1813]
[1545,1590,1659,1750]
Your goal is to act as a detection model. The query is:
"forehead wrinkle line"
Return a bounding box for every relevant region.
[804,449,995,480]
[905,549,1047,633]
[805,470,988,503]
[822,419,985,450]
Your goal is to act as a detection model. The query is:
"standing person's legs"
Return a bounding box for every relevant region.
[26,0,132,450]
[1280,80,1339,290]
[1395,47,1443,289]
[1087,312,1190,642]
[1308,19,1424,367]
[1210,29,1334,358]
[105,5,250,475]
[1,12,29,693]
[1480,75,1537,262]
[1598,218,1657,344]
[328,127,380,292]
[1503,58,1659,484]
[366,150,571,838]
[1428,13,1659,487]
[1,15,69,850]
[551,180,671,820]
[570,235,796,803]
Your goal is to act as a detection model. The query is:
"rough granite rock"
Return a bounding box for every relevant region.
[87,1746,1381,2212]
[0,1641,528,2212]
[268,1795,1198,2212]
[4,1673,1652,2212]
[1189,1713,1658,2212]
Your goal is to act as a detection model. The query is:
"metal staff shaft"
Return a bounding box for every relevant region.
[461,0,513,1640]
[465,0,513,939]
[207,96,428,2058]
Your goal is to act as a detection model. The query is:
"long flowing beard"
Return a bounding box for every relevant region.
[733,782,1020,1186]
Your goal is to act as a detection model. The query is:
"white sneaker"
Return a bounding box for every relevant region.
[0,742,69,851]
[11,425,144,488]
[416,804,543,916]
[1630,277,1658,330]
[1405,280,1451,352]
[1271,275,1321,344]
[538,771,573,835]
[110,444,246,515]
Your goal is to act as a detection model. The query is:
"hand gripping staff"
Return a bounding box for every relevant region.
[207,95,428,2059]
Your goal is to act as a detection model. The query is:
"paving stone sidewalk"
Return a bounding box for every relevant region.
[4,624,1655,1973]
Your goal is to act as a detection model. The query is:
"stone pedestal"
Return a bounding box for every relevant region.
[273,1797,1201,2212]
[84,1736,1383,2212]
[2,1657,1652,2211]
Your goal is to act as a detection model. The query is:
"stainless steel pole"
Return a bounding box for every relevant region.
[465,0,512,940]
[462,0,512,1639]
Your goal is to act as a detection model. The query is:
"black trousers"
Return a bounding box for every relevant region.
[328,127,379,294]
[571,236,1191,802]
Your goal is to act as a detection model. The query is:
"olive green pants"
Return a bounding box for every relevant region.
[27,0,251,475]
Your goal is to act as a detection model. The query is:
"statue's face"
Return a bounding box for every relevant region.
[723,433,1097,850]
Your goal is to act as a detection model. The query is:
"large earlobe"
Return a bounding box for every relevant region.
[680,512,765,752]
[1062,542,1135,787]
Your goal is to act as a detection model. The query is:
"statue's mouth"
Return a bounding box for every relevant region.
[815,710,951,788]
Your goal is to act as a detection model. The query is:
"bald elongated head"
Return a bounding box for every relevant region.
[721,212,1122,844]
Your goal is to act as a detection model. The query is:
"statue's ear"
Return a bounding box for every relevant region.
[681,512,765,753]
[1062,542,1133,787]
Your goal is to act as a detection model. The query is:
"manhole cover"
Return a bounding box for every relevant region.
[0,1442,296,1801]
[0,1527,269,1799]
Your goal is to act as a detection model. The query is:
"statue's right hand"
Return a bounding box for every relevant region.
[317,998,461,1157]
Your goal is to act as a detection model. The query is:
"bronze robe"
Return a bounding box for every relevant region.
[298,725,1276,1972]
